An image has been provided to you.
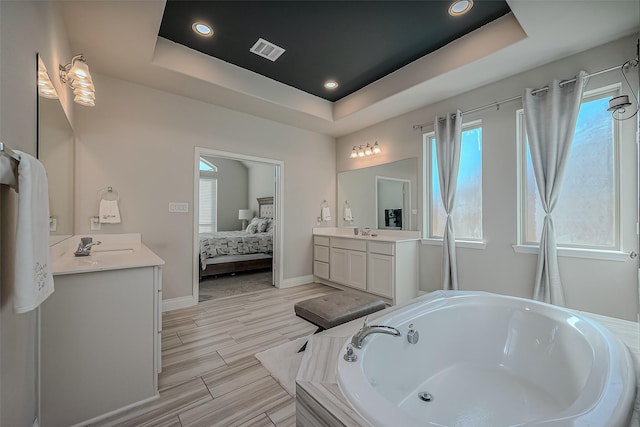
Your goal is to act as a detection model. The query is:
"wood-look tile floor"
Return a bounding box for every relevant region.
[91,282,340,427]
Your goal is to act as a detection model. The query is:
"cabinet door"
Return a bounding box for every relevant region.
[368,253,394,298]
[347,250,367,290]
[330,247,349,285]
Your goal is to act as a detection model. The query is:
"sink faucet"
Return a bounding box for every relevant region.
[351,316,401,349]
[360,228,372,236]
[74,237,102,257]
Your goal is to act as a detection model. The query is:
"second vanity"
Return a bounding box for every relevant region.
[313,227,420,305]
[41,233,164,427]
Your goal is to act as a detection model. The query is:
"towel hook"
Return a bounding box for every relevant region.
[98,186,119,201]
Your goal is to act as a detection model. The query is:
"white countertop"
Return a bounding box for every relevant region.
[50,233,165,275]
[313,227,420,242]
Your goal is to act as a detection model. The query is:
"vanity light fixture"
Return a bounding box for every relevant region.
[59,54,95,107]
[449,0,473,16]
[350,142,382,159]
[37,56,58,99]
[372,141,382,154]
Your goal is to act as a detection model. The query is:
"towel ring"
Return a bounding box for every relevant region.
[98,186,119,201]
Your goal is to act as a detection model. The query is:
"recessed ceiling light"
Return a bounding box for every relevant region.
[192,22,213,37]
[449,0,473,16]
[324,80,338,89]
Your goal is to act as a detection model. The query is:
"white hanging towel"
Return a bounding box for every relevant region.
[12,151,55,313]
[321,206,332,222]
[344,207,353,221]
[99,199,121,224]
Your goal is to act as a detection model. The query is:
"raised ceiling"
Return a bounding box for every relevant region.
[158,0,512,102]
[58,1,640,137]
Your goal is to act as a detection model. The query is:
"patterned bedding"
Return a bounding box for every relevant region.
[199,231,272,270]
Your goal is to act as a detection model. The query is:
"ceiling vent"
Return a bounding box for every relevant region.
[250,38,285,62]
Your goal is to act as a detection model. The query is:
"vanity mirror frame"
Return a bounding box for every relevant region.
[36,53,75,240]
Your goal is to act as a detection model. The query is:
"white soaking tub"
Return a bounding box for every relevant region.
[337,291,635,427]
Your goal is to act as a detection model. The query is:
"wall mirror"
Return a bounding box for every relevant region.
[36,54,75,238]
[337,158,418,230]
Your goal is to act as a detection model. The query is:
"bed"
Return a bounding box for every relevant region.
[199,197,274,279]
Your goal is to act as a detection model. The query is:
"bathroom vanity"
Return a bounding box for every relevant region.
[41,234,164,427]
[313,228,420,305]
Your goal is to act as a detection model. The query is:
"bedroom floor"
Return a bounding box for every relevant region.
[198,269,273,301]
[90,282,340,426]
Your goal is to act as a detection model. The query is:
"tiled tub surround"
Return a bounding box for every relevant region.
[296,291,640,426]
[42,234,164,426]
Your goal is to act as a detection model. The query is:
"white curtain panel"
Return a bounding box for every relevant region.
[523,71,587,306]
[434,110,463,290]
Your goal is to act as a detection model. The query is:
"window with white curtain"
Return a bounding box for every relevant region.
[424,120,483,240]
[199,159,218,233]
[517,84,620,250]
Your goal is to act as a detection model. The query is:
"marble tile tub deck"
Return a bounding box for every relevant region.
[296,293,640,426]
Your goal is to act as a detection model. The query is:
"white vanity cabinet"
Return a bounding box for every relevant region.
[329,238,367,290]
[42,234,164,427]
[313,236,330,280]
[313,231,418,305]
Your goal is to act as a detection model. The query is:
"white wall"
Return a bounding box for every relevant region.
[74,75,336,300]
[337,35,640,320]
[0,2,74,425]
[201,156,249,231]
[248,163,275,216]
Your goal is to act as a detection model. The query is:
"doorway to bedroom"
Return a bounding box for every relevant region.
[193,148,283,303]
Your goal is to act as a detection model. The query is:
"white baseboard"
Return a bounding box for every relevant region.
[278,275,314,289]
[70,394,159,427]
[162,295,196,312]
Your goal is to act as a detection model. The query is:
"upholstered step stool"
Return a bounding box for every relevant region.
[294,291,386,351]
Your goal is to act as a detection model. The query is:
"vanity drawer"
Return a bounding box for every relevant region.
[314,245,330,262]
[314,236,330,246]
[368,241,395,256]
[314,261,329,279]
[331,237,367,252]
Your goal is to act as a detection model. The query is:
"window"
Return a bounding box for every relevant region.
[424,121,483,240]
[199,158,218,233]
[517,85,619,251]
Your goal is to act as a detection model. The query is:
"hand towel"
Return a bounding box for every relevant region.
[344,207,353,221]
[0,155,17,188]
[321,206,331,222]
[99,199,121,224]
[13,151,54,313]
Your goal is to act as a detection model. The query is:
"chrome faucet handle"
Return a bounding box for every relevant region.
[362,315,369,328]
[407,323,420,344]
[344,344,358,362]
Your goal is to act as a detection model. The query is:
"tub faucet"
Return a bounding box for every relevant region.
[351,316,401,349]
[74,237,102,257]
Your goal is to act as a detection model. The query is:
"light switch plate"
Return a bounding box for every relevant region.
[169,202,189,213]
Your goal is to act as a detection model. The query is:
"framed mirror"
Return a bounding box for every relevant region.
[37,54,74,238]
[337,158,418,230]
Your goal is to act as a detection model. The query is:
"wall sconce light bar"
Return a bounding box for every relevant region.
[60,54,96,107]
[350,141,382,159]
[37,56,58,99]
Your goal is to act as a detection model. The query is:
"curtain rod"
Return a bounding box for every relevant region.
[412,58,638,131]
